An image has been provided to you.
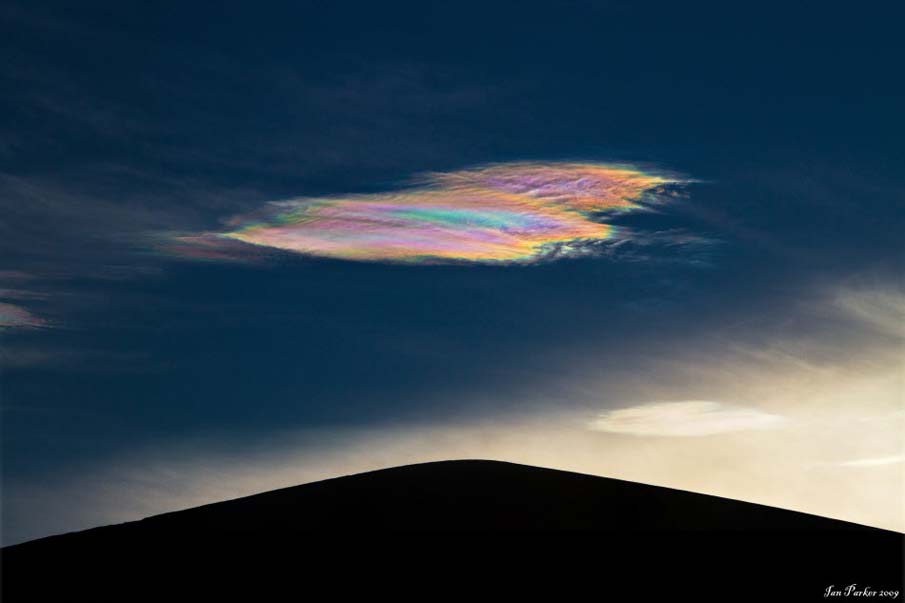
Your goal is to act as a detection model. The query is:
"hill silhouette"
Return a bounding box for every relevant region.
[3,460,902,600]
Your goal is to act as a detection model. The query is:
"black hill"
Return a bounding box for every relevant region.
[3,460,902,600]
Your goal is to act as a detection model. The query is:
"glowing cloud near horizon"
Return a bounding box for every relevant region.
[167,162,677,264]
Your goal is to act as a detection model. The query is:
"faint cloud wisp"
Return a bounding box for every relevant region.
[0,302,47,329]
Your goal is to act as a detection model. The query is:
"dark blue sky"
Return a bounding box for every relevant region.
[2,1,903,543]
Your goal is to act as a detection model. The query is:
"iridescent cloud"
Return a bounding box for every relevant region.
[163,162,678,264]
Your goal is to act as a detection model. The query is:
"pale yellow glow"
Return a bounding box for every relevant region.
[11,360,902,540]
[6,288,904,543]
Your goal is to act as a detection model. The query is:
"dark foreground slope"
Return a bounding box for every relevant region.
[3,460,902,601]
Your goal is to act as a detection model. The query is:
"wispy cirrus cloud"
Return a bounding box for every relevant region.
[834,286,905,339]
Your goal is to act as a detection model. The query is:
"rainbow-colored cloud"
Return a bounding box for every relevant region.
[165,162,677,264]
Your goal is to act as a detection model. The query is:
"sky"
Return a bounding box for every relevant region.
[1,0,903,544]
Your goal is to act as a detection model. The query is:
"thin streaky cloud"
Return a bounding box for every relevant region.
[834,287,905,338]
[838,455,905,468]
